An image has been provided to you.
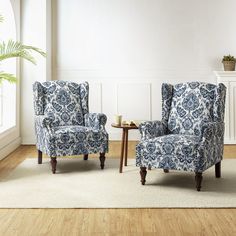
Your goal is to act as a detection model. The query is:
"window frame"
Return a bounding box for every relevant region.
[0,0,21,159]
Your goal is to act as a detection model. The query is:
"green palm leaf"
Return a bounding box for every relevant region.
[0,40,46,64]
[0,72,17,84]
[0,14,46,84]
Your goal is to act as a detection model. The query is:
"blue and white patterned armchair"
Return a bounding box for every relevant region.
[33,80,109,174]
[136,82,226,191]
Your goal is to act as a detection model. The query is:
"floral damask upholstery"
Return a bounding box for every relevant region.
[33,80,108,173]
[136,82,226,191]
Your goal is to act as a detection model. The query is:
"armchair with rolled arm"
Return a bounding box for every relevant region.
[136,82,226,191]
[33,80,109,173]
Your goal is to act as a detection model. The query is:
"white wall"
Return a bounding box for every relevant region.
[21,0,236,143]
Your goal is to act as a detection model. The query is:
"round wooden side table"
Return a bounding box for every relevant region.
[111,123,139,173]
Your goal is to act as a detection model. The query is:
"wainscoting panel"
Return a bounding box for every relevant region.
[102,82,120,140]
[215,71,236,144]
[89,83,102,113]
[224,81,230,142]
[117,83,151,121]
[230,82,236,142]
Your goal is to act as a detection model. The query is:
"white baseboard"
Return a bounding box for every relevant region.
[0,137,21,161]
[21,133,36,145]
[109,131,140,141]
[224,139,236,144]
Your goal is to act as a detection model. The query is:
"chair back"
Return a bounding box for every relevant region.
[163,82,226,136]
[33,80,89,126]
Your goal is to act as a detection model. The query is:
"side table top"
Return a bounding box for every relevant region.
[111,123,139,129]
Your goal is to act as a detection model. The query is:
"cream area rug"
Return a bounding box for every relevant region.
[0,158,236,208]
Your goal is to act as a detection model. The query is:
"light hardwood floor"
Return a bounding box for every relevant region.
[0,143,236,236]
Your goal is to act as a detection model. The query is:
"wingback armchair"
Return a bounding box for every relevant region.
[136,82,226,191]
[33,81,109,173]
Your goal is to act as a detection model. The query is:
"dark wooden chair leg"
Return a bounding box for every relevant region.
[99,153,105,169]
[163,169,169,173]
[195,172,203,191]
[84,154,88,160]
[215,161,221,178]
[50,157,57,174]
[140,167,147,185]
[38,150,42,164]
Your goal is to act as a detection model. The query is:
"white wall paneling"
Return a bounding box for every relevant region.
[228,81,236,143]
[117,83,151,140]
[117,83,151,121]
[224,80,230,142]
[215,71,236,144]
[89,83,102,113]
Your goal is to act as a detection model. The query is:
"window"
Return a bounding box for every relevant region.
[0,86,2,126]
[0,0,17,133]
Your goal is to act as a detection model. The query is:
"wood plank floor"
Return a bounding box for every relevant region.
[0,144,236,236]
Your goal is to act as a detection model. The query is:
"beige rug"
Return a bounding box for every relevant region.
[0,158,236,208]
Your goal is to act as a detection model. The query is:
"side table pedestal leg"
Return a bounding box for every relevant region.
[119,129,125,173]
[124,129,128,166]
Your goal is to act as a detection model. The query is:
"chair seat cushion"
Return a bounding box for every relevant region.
[52,125,108,156]
[136,134,200,171]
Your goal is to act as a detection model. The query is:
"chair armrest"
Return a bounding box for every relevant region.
[84,113,107,130]
[198,121,225,171]
[33,81,44,115]
[139,120,167,140]
[200,122,224,143]
[34,115,55,156]
[35,115,54,131]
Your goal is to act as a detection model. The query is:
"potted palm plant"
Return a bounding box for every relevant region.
[222,54,236,71]
[0,14,46,84]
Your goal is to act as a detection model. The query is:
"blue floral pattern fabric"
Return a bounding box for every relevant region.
[139,121,166,140]
[136,134,200,171]
[84,113,107,130]
[161,83,173,127]
[33,81,109,157]
[168,82,219,136]
[136,82,226,173]
[52,126,108,157]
